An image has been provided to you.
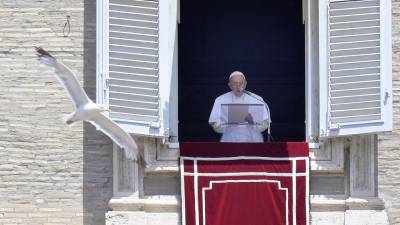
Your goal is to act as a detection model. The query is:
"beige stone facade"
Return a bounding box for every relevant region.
[0,0,399,225]
[378,1,400,224]
[0,0,113,224]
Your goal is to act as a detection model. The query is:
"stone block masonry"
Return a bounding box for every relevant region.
[0,1,113,224]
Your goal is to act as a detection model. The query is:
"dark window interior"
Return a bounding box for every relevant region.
[178,0,305,142]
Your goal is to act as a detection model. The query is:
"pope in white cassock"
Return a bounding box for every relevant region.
[209,71,271,142]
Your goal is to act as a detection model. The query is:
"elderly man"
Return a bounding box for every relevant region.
[209,71,271,142]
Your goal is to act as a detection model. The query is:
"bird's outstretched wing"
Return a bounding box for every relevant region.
[88,113,140,161]
[35,47,90,108]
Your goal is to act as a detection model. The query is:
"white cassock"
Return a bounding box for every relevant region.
[209,91,270,142]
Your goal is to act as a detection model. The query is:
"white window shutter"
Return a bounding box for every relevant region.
[318,0,392,138]
[97,0,178,138]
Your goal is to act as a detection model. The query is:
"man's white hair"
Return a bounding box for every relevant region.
[229,71,246,80]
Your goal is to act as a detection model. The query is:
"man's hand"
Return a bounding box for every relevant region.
[244,113,254,124]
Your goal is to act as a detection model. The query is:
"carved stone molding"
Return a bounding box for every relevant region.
[108,196,179,212]
[310,195,385,211]
[113,144,141,198]
[349,135,376,197]
[106,210,180,225]
[310,138,346,174]
[156,141,180,161]
[142,138,179,175]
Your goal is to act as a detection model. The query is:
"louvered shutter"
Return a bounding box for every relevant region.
[318,0,392,137]
[97,0,178,138]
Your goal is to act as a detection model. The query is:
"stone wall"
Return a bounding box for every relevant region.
[378,1,400,224]
[0,0,113,224]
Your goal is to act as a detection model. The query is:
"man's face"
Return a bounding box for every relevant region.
[228,75,247,96]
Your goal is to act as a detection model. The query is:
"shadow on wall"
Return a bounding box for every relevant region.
[82,1,114,224]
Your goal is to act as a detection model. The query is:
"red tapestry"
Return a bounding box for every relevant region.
[180,142,309,225]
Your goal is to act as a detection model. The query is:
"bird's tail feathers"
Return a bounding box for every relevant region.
[122,146,146,165]
[123,147,138,161]
[137,154,146,167]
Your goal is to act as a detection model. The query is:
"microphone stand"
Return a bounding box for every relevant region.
[243,90,272,142]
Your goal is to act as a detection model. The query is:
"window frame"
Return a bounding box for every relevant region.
[97,0,392,149]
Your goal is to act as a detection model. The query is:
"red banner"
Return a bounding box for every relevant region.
[180,142,309,225]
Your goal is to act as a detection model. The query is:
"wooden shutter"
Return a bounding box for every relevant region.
[97,0,178,138]
[318,0,392,137]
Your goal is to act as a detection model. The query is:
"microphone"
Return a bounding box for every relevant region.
[243,90,272,142]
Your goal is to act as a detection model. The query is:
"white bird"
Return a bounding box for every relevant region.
[36,47,140,161]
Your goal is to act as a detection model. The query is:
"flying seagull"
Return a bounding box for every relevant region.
[36,47,140,161]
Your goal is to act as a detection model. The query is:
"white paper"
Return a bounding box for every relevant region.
[221,104,264,124]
